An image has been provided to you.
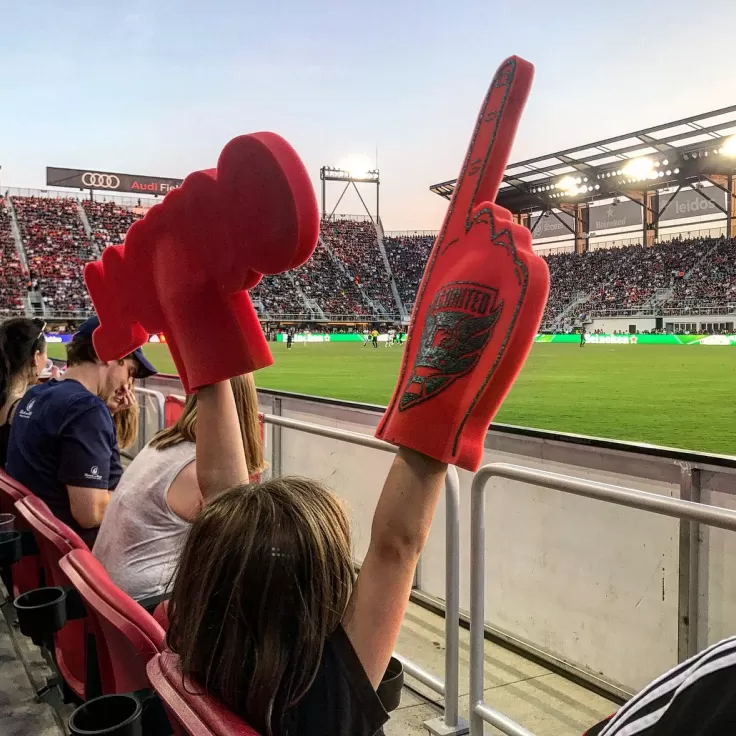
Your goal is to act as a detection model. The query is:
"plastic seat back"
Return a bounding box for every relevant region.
[59,548,166,694]
[0,471,41,595]
[147,651,260,736]
[14,495,89,699]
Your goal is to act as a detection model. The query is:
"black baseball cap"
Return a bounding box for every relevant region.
[75,317,158,378]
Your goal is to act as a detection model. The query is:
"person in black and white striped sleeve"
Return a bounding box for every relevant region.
[585,635,736,735]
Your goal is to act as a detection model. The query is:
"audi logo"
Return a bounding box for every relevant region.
[81,173,120,189]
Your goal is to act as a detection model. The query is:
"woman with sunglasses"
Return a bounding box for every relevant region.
[0,318,49,468]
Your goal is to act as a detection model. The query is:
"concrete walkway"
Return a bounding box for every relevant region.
[388,601,617,735]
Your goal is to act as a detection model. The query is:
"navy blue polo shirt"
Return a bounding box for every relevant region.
[6,379,122,540]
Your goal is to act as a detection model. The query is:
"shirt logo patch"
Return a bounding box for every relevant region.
[84,466,103,481]
[18,398,36,419]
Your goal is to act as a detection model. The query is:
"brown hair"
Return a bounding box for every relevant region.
[149,374,265,475]
[113,393,139,451]
[65,333,99,366]
[166,478,354,736]
[66,334,135,370]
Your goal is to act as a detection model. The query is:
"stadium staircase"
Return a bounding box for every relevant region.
[76,203,101,259]
[638,238,726,314]
[375,217,408,320]
[318,235,383,316]
[550,291,591,330]
[285,270,324,319]
[4,197,34,317]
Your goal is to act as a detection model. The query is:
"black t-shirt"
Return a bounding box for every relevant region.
[587,636,736,736]
[6,379,121,542]
[282,626,388,736]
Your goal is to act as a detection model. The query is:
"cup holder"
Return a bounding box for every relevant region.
[377,656,404,712]
[69,693,143,736]
[14,586,67,642]
[0,530,22,567]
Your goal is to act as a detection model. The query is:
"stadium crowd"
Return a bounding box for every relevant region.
[320,219,396,311]
[3,198,736,327]
[83,200,141,250]
[664,237,736,310]
[384,234,434,310]
[0,199,25,311]
[540,236,729,327]
[12,197,95,313]
[251,274,307,316]
[292,240,370,316]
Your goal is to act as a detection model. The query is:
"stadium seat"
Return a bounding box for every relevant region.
[14,495,89,701]
[164,395,186,427]
[147,651,261,736]
[0,472,41,598]
[59,548,166,694]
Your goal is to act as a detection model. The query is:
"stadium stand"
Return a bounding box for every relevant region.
[82,200,142,250]
[320,219,396,311]
[0,198,25,312]
[12,197,95,314]
[251,273,306,316]
[384,234,434,311]
[292,239,370,316]
[540,236,733,327]
[3,200,736,326]
[664,236,736,311]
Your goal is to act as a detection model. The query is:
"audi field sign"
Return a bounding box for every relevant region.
[46,167,183,197]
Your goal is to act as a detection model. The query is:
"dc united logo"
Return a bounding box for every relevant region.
[400,281,501,410]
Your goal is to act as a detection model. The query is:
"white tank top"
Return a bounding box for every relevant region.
[93,442,196,601]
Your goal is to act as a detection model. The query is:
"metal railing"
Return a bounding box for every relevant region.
[468,463,736,736]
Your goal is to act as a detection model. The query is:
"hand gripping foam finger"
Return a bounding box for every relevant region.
[84,132,320,393]
[376,56,550,471]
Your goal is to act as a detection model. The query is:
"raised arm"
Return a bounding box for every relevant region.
[342,447,447,688]
[195,381,249,500]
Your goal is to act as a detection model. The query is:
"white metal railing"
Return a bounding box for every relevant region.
[468,464,736,736]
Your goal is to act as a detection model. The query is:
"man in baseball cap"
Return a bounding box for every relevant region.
[6,316,157,543]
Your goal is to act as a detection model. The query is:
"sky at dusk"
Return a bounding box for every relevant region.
[1,0,735,230]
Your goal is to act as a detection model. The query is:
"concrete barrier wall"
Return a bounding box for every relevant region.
[139,376,736,695]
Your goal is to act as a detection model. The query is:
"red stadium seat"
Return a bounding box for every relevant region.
[147,651,261,736]
[59,549,166,695]
[163,398,264,483]
[164,395,186,428]
[0,470,41,596]
[14,495,89,701]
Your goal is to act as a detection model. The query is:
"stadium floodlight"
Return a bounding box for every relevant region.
[721,135,736,157]
[622,157,655,181]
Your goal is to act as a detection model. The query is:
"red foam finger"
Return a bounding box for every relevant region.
[449,56,533,228]
[376,57,549,471]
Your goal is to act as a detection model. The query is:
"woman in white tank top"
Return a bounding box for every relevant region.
[93,373,265,602]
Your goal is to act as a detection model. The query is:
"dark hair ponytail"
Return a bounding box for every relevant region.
[0,318,46,408]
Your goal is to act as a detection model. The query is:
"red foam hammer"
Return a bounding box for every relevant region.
[84,133,319,392]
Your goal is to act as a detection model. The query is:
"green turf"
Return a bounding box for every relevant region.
[47,342,736,455]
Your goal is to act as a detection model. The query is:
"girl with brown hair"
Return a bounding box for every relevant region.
[93,374,265,602]
[164,380,447,736]
[0,317,49,468]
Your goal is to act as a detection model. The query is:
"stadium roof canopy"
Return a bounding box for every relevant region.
[430,106,736,215]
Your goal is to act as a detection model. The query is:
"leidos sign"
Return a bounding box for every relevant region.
[661,187,727,220]
[47,167,183,197]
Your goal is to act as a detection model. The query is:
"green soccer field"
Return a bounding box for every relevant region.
[47,342,736,455]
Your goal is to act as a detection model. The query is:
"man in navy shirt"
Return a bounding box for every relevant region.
[6,317,156,543]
